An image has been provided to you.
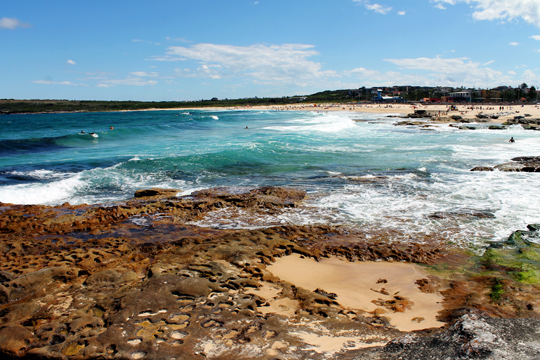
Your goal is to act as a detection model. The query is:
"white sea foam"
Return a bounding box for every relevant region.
[0,173,85,205]
[6,169,70,181]
[264,112,357,133]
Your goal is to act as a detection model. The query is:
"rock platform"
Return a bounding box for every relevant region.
[1,187,540,359]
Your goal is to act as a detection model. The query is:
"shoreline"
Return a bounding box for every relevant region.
[129,103,540,124]
[4,104,540,124]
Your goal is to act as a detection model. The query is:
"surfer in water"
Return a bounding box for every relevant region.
[509,137,515,143]
[80,130,85,134]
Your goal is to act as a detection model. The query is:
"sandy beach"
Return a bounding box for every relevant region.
[152,103,540,124]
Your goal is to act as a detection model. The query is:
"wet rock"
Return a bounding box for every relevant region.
[394,121,426,126]
[134,188,180,198]
[472,156,540,172]
[428,209,495,220]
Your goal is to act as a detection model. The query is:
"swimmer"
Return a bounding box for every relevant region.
[509,137,515,143]
[110,126,114,130]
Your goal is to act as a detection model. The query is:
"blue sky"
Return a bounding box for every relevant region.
[2,0,540,101]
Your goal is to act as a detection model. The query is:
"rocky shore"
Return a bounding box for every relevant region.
[471,156,540,172]
[1,187,540,359]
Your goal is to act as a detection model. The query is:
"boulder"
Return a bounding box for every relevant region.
[470,167,494,171]
[134,188,180,198]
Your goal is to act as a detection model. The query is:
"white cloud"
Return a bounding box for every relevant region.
[522,69,539,82]
[433,0,540,28]
[175,65,223,79]
[435,3,447,10]
[165,37,190,43]
[32,80,82,86]
[345,67,381,78]
[67,59,76,65]
[508,70,517,75]
[0,17,31,29]
[531,35,540,40]
[398,11,406,15]
[97,77,158,87]
[130,71,159,77]
[509,42,520,46]
[132,39,161,46]
[162,43,336,86]
[365,3,392,14]
[352,1,392,14]
[349,56,516,87]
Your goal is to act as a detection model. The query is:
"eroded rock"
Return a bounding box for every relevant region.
[0,187,539,359]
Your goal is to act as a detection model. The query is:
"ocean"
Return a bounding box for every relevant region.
[1,109,539,247]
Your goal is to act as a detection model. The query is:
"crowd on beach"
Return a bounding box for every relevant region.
[220,103,540,123]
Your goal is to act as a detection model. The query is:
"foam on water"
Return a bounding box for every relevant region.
[0,173,85,205]
[3,109,540,245]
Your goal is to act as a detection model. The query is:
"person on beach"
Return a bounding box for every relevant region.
[509,137,515,143]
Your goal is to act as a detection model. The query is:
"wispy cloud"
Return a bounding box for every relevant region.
[509,42,520,46]
[398,11,406,15]
[32,80,83,86]
[97,77,158,87]
[433,0,540,28]
[531,35,540,40]
[160,43,336,86]
[0,17,31,29]
[67,59,76,65]
[365,3,392,14]
[383,56,513,86]
[343,56,514,88]
[130,71,159,77]
[165,37,190,43]
[353,1,392,14]
[132,39,162,46]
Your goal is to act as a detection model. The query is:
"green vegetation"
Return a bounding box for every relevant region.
[480,226,540,286]
[0,90,363,114]
[489,278,505,301]
[1,83,538,115]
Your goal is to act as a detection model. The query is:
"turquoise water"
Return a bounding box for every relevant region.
[2,109,540,245]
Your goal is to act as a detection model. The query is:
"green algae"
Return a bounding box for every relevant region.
[479,226,540,286]
[489,278,505,301]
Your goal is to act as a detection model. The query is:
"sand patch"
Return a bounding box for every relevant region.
[291,331,388,354]
[247,281,300,317]
[267,254,444,332]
